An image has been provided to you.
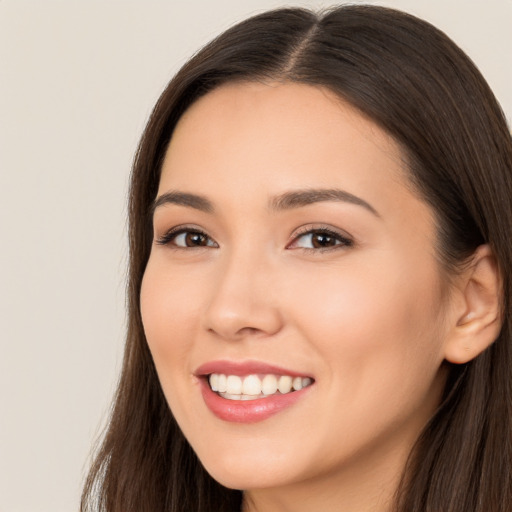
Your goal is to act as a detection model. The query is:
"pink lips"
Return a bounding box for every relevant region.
[195,360,314,423]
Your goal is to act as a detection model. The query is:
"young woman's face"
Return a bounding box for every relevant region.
[141,82,453,495]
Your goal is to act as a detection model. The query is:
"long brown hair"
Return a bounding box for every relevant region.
[81,5,512,511]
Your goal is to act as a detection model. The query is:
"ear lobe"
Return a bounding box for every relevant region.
[444,245,502,364]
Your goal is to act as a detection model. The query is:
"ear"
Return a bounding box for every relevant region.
[444,245,502,364]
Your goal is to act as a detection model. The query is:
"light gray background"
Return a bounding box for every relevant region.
[0,1,510,511]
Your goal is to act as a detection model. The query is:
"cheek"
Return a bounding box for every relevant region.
[140,260,201,372]
[140,259,210,432]
[285,253,446,392]
[282,255,448,462]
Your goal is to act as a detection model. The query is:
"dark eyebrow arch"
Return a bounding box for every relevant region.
[269,188,379,216]
[152,191,214,215]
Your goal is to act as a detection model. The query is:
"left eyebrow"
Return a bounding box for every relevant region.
[269,188,380,217]
[152,191,214,215]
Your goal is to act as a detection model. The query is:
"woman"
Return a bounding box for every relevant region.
[81,5,512,512]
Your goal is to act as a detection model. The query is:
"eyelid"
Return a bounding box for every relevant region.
[287,224,354,251]
[155,224,218,248]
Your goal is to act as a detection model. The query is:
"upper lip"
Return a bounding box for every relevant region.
[195,360,313,378]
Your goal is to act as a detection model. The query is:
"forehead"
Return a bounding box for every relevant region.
[159,81,414,216]
[167,81,402,166]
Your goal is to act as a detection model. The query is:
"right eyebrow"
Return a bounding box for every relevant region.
[152,191,214,215]
[269,188,380,217]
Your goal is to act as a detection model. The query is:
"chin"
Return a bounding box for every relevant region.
[196,444,303,491]
[204,466,293,491]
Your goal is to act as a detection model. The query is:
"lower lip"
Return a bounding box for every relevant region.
[199,379,312,423]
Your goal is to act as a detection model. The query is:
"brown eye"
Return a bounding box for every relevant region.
[183,232,209,247]
[311,232,338,248]
[290,228,353,251]
[156,229,217,248]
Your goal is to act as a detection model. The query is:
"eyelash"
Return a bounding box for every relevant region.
[155,225,353,252]
[288,225,354,252]
[156,226,216,248]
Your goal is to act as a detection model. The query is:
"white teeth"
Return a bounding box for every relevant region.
[278,375,292,394]
[218,374,227,393]
[242,375,261,395]
[292,377,303,391]
[261,375,278,395]
[241,394,262,401]
[226,375,242,394]
[208,373,313,400]
[209,373,219,392]
[222,392,241,401]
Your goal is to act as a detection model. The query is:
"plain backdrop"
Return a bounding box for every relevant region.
[0,1,510,511]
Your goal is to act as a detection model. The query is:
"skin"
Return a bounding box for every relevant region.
[140,82,462,512]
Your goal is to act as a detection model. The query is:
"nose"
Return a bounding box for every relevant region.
[202,251,283,341]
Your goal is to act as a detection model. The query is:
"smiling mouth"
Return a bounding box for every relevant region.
[208,373,314,401]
